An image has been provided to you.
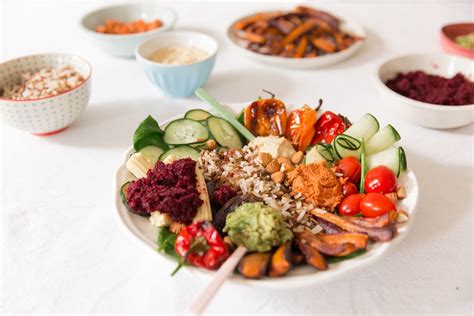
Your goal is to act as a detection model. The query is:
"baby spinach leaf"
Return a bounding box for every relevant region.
[157,227,178,259]
[133,115,169,151]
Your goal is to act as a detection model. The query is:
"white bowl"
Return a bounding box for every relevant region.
[0,53,92,136]
[227,12,365,69]
[376,53,474,129]
[135,31,218,97]
[113,103,419,288]
[80,4,176,58]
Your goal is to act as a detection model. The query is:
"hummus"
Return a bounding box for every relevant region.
[249,136,296,159]
[287,162,343,210]
[148,46,209,65]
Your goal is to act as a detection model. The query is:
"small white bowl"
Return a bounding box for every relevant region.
[376,53,474,129]
[80,4,176,58]
[135,31,218,97]
[0,53,92,136]
[227,12,365,69]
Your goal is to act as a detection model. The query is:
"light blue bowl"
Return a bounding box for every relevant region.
[135,31,218,98]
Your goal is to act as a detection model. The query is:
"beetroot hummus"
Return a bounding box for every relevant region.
[385,71,474,105]
[126,158,202,224]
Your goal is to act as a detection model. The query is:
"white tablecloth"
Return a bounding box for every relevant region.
[1,0,473,314]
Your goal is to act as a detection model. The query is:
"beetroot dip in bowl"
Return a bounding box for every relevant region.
[376,53,473,129]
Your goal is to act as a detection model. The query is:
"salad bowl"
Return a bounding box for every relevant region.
[114,103,419,288]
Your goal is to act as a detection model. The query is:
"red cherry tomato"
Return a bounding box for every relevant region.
[360,193,396,218]
[342,182,358,197]
[364,166,397,194]
[337,157,361,184]
[338,193,365,216]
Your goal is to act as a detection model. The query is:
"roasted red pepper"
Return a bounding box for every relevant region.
[311,111,348,144]
[173,221,229,274]
[285,105,317,152]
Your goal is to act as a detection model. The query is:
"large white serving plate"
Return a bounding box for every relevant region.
[114,104,419,288]
[227,11,366,69]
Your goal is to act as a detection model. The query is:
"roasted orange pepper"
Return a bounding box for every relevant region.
[244,98,287,136]
[285,105,317,151]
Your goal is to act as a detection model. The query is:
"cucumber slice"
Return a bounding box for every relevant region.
[207,116,243,149]
[305,146,325,164]
[305,143,336,164]
[316,143,336,163]
[159,146,200,161]
[365,125,401,155]
[359,140,367,193]
[138,146,164,166]
[121,182,148,217]
[185,109,212,121]
[366,147,406,176]
[163,119,209,145]
[344,113,379,141]
[333,134,362,159]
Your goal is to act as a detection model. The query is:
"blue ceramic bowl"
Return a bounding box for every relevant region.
[135,31,218,97]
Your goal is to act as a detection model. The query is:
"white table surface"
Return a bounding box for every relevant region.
[1,0,473,314]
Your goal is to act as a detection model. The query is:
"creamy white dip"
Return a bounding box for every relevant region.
[148,46,209,65]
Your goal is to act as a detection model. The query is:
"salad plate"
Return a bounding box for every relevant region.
[114,102,419,288]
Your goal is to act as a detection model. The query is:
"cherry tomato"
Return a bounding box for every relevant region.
[342,182,358,197]
[360,193,396,218]
[338,193,365,216]
[364,166,397,194]
[337,157,361,184]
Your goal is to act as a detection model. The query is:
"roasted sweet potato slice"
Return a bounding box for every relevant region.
[311,210,397,242]
[234,12,284,30]
[238,252,271,279]
[268,242,292,277]
[296,239,328,270]
[344,211,396,228]
[294,35,308,58]
[317,233,369,250]
[291,251,305,265]
[311,37,337,53]
[296,230,348,256]
[280,19,315,47]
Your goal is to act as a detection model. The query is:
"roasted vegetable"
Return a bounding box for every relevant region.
[285,105,317,151]
[317,232,369,250]
[212,195,254,234]
[268,242,292,277]
[121,182,148,217]
[291,250,305,265]
[244,98,287,136]
[296,238,328,270]
[343,211,396,228]
[296,230,348,256]
[238,252,272,279]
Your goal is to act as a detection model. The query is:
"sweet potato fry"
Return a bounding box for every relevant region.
[235,30,267,44]
[268,242,293,277]
[296,230,348,256]
[238,252,272,279]
[296,239,328,270]
[310,210,397,242]
[281,19,315,47]
[234,12,283,30]
[294,6,341,28]
[317,233,369,250]
[311,37,337,53]
[294,35,308,58]
[343,212,396,228]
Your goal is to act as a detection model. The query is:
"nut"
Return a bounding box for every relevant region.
[385,192,398,204]
[205,139,217,150]
[396,186,406,199]
[271,171,286,183]
[258,152,273,167]
[396,209,409,223]
[266,159,280,174]
[169,222,185,234]
[291,151,304,164]
[277,157,294,172]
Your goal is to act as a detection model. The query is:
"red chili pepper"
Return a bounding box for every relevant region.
[311,111,348,144]
[173,221,228,275]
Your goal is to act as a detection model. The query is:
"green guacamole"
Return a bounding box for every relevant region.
[224,202,293,252]
[455,33,474,51]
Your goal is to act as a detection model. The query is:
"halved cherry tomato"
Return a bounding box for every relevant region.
[338,193,365,216]
[360,193,396,218]
[364,166,397,194]
[244,98,287,136]
[285,105,317,152]
[342,182,358,197]
[336,156,361,184]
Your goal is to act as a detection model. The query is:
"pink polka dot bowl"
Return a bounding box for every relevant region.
[0,53,92,136]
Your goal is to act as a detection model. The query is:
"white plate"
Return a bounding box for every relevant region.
[113,104,419,288]
[227,11,366,69]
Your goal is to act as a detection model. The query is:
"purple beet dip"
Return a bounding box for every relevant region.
[126,158,202,224]
[385,71,474,105]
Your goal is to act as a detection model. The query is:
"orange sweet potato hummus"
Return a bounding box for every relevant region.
[287,162,343,210]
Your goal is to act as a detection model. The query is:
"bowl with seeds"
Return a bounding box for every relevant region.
[0,53,92,135]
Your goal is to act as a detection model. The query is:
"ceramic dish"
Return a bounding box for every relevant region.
[135,31,217,97]
[375,53,474,129]
[440,23,474,59]
[0,53,91,135]
[114,103,419,288]
[80,4,176,58]
[227,12,365,69]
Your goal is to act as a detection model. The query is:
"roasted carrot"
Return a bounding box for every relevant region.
[311,37,337,53]
[294,35,308,58]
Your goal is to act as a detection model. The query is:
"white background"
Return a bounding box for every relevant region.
[1,0,473,314]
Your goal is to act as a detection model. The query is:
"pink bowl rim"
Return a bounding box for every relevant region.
[440,23,474,55]
[0,53,92,103]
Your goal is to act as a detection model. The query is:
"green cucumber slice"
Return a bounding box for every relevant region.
[344,113,379,141]
[365,125,401,155]
[333,134,362,159]
[121,182,148,217]
[185,109,212,121]
[366,147,405,176]
[316,143,336,163]
[163,119,209,145]
[305,145,325,164]
[207,116,243,149]
[138,146,164,167]
[359,140,367,193]
[159,146,200,161]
